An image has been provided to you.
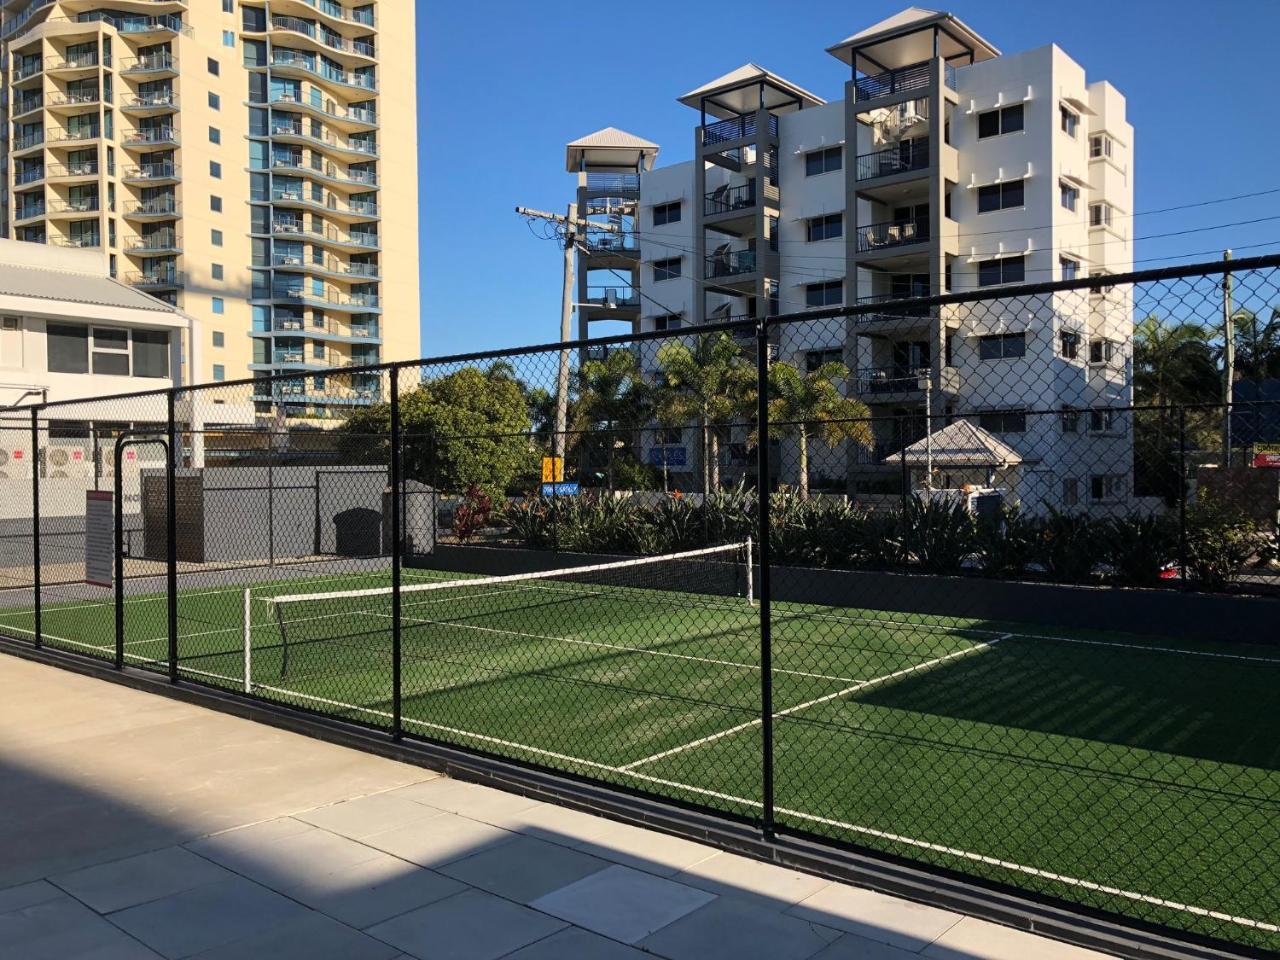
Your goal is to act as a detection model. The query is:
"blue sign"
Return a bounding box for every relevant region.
[541,482,580,497]
[647,446,687,467]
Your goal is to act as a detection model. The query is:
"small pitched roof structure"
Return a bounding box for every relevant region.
[897,419,1023,468]
[565,127,659,173]
[0,256,181,315]
[827,7,999,71]
[678,63,825,120]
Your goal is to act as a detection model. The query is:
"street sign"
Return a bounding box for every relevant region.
[541,456,564,483]
[541,482,579,497]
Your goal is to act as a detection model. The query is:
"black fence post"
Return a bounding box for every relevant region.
[114,439,125,670]
[390,372,403,740]
[755,319,775,842]
[30,408,41,650]
[166,390,178,683]
[1178,405,1189,584]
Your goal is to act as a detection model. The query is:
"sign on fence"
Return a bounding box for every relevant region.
[541,456,564,482]
[541,482,579,497]
[648,446,687,467]
[84,491,114,588]
[1254,443,1280,468]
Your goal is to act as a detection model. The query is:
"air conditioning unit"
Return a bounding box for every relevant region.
[0,442,31,479]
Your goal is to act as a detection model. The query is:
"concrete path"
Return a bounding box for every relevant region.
[0,654,1114,959]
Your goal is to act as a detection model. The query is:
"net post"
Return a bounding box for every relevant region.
[390,371,403,740]
[242,588,252,693]
[30,408,41,650]
[745,537,754,606]
[754,318,776,843]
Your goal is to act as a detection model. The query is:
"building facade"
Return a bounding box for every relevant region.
[0,0,420,421]
[565,8,1135,510]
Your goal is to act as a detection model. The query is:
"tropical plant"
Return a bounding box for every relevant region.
[1230,306,1280,385]
[1184,494,1269,590]
[902,494,975,574]
[766,360,872,498]
[1034,510,1099,583]
[974,507,1038,579]
[1133,313,1218,409]
[1099,514,1177,586]
[573,349,651,490]
[451,485,493,543]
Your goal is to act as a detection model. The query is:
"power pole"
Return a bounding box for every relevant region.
[515,204,621,461]
[1222,248,1235,468]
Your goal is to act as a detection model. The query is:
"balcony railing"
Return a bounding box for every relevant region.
[123,162,179,181]
[13,132,45,151]
[46,127,100,143]
[44,52,98,71]
[125,199,179,217]
[15,203,46,220]
[269,89,377,125]
[585,234,638,255]
[51,235,101,249]
[856,137,930,181]
[14,167,45,185]
[854,366,930,395]
[856,217,930,253]
[585,286,640,309]
[123,128,178,146]
[854,62,932,101]
[584,173,639,193]
[705,181,756,216]
[122,93,177,110]
[270,156,379,187]
[120,53,177,74]
[45,91,101,108]
[701,112,778,147]
[271,51,377,91]
[13,60,43,81]
[126,231,181,253]
[271,15,376,57]
[704,249,757,279]
[126,269,184,289]
[48,198,100,214]
[271,121,377,155]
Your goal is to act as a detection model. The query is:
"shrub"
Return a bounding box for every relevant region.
[1034,510,1099,583]
[1184,495,1269,590]
[1100,514,1177,586]
[902,495,975,574]
[975,507,1037,579]
[452,485,493,543]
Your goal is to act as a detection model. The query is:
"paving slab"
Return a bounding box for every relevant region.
[295,792,446,840]
[183,822,387,890]
[361,811,520,868]
[365,888,567,960]
[922,915,1114,959]
[673,851,831,910]
[787,883,963,952]
[0,889,162,960]
[389,778,543,826]
[807,934,922,959]
[270,852,466,929]
[500,926,650,959]
[530,863,716,944]
[187,910,402,960]
[439,834,611,904]
[50,847,233,914]
[573,818,719,877]
[639,896,842,960]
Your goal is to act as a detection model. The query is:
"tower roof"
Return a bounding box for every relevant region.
[827,7,999,70]
[565,127,660,173]
[678,64,825,119]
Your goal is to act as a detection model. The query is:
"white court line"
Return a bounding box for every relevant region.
[619,635,1010,772]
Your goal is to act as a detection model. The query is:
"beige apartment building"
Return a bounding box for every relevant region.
[0,0,419,420]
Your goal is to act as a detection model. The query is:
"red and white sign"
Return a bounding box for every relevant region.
[126,450,137,461]
[12,450,23,460]
[1254,452,1280,469]
[72,450,83,461]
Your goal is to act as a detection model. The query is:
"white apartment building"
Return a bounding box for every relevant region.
[565,7,1135,511]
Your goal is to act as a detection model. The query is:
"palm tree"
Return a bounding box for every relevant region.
[1133,313,1217,409]
[766,360,871,498]
[573,348,651,490]
[1231,307,1280,385]
[654,333,754,493]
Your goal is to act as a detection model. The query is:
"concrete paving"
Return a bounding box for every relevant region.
[0,653,1118,959]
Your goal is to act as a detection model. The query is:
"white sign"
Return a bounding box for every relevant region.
[85,491,114,588]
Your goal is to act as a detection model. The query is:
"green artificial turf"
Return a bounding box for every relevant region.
[1,565,1276,953]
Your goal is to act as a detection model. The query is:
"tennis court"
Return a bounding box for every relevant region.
[0,544,1276,952]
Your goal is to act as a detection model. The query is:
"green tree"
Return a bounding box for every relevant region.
[1133,313,1217,409]
[766,360,871,498]
[1231,307,1280,385]
[654,333,754,492]
[573,348,652,490]
[341,363,536,496]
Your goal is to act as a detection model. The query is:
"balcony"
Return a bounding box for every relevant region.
[111,14,189,39]
[126,269,185,290]
[121,93,177,115]
[584,286,640,310]
[270,50,377,92]
[853,366,929,397]
[45,53,99,75]
[269,156,378,189]
[268,89,377,129]
[12,60,42,81]
[274,0,375,30]
[13,132,45,152]
[120,53,178,77]
[125,231,181,254]
[44,91,102,112]
[701,112,778,147]
[270,15,376,58]
[705,249,757,280]
[14,167,45,185]
[14,203,46,222]
[123,199,179,220]
[46,160,102,179]
[584,172,639,195]
[270,120,377,158]
[123,162,180,184]
[46,127,100,145]
[705,181,756,217]
[51,235,102,249]
[47,197,100,216]
[854,62,935,101]
[584,234,638,262]
[856,217,929,254]
[122,127,179,148]
[856,137,930,182]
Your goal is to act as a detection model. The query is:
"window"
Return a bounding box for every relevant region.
[211,297,225,315]
[976,179,1024,213]
[223,30,235,47]
[212,264,224,281]
[212,331,225,347]
[1091,475,1124,503]
[652,201,681,226]
[212,364,226,381]
[1060,256,1080,281]
[977,256,1025,287]
[1089,270,1114,296]
[1060,406,1080,433]
[977,104,1023,139]
[211,229,224,247]
[211,195,223,213]
[806,213,842,242]
[207,57,220,75]
[209,126,221,144]
[1059,331,1080,359]
[652,314,682,331]
[1089,338,1116,365]
[805,146,841,176]
[210,160,222,179]
[978,333,1026,360]
[1062,478,1079,507]
[977,410,1027,434]
[92,327,129,375]
[805,348,843,372]
[1060,180,1079,212]
[1090,134,1114,160]
[1089,202,1114,228]
[312,342,326,359]
[1089,408,1122,434]
[209,92,221,111]
[652,257,681,282]
[654,426,682,445]
[132,329,169,378]
[1059,105,1078,137]
[805,280,843,307]
[223,0,233,10]
[46,322,89,373]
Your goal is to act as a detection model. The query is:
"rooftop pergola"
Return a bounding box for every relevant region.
[564,127,660,174]
[678,63,825,126]
[827,6,999,79]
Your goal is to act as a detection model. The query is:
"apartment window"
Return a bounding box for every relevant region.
[652,314,682,331]
[1089,338,1117,365]
[1060,180,1079,212]
[1060,256,1080,281]
[1062,478,1080,508]
[806,213,842,242]
[46,323,89,374]
[1059,105,1079,137]
[213,364,226,381]
[212,297,226,315]
[805,280,843,307]
[1089,409,1125,435]
[652,201,681,226]
[92,327,130,376]
[212,264,224,281]
[212,331,225,347]
[977,104,1023,139]
[1089,202,1115,228]
[1060,406,1081,433]
[1059,331,1080,360]
[312,342,326,359]
[211,196,223,213]
[976,179,1024,213]
[211,229,224,247]
[978,333,1026,360]
[1091,474,1125,503]
[977,256,1025,287]
[977,410,1027,434]
[1090,134,1114,160]
[652,257,681,282]
[210,161,223,179]
[132,329,169,378]
[207,57,220,76]
[209,126,221,145]
[209,92,221,111]
[805,146,841,177]
[1090,270,1114,296]
[805,348,843,372]
[223,30,235,47]
[223,0,233,10]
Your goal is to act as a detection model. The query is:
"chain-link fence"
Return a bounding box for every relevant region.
[1,254,1277,957]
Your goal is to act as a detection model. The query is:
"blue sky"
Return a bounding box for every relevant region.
[419,0,1280,358]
